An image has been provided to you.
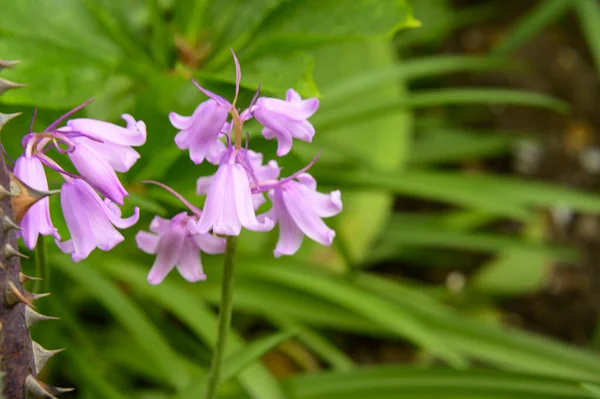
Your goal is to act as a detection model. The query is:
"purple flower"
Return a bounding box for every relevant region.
[13,155,59,249]
[263,173,341,257]
[253,89,319,156]
[56,179,139,262]
[196,149,280,210]
[136,213,226,284]
[192,150,275,236]
[63,114,146,204]
[170,99,228,165]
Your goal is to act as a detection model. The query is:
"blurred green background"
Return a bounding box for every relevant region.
[4,0,600,397]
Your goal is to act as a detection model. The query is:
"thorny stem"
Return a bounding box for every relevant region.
[204,236,237,399]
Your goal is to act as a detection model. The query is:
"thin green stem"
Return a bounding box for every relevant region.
[204,236,237,399]
[33,234,49,293]
[186,0,208,46]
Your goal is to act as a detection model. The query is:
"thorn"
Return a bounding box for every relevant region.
[20,272,43,285]
[2,215,21,232]
[25,375,57,399]
[0,59,20,70]
[5,281,34,308]
[32,292,51,301]
[0,77,26,95]
[39,382,74,397]
[0,112,21,130]
[0,183,18,200]
[4,243,29,259]
[0,261,5,271]
[9,173,59,223]
[25,307,59,328]
[32,341,65,374]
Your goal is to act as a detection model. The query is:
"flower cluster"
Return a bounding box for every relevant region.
[136,52,342,284]
[14,101,144,261]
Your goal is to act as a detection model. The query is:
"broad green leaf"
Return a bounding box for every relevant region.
[0,38,112,108]
[51,255,191,390]
[101,259,287,399]
[310,41,413,266]
[493,0,572,55]
[245,0,419,56]
[0,0,122,62]
[395,0,454,48]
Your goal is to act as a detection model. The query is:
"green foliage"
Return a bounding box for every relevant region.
[3,0,600,398]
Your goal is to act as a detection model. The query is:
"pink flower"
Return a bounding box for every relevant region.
[13,155,59,249]
[56,179,139,261]
[136,213,226,284]
[253,89,319,156]
[192,149,274,236]
[263,173,341,257]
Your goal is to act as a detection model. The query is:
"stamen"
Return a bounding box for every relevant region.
[29,108,37,133]
[36,153,81,180]
[248,83,262,112]
[236,151,261,190]
[45,98,94,132]
[141,180,202,217]
[254,150,322,194]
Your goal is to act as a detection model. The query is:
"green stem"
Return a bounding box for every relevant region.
[186,0,208,46]
[33,234,49,293]
[204,236,237,399]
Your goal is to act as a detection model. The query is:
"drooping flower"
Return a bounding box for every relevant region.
[252,89,319,156]
[196,149,280,209]
[136,213,226,284]
[13,154,59,249]
[56,178,139,262]
[191,149,275,236]
[170,99,228,165]
[262,173,342,257]
[61,114,146,204]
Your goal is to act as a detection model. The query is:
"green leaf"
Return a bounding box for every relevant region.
[245,0,419,56]
[283,367,593,399]
[242,260,467,367]
[100,259,287,399]
[180,331,294,398]
[409,128,515,164]
[0,37,112,108]
[51,255,191,390]
[201,52,318,97]
[575,0,600,78]
[493,0,572,55]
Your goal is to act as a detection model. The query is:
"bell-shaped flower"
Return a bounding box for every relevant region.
[196,149,279,210]
[253,89,319,156]
[136,213,226,284]
[56,178,139,262]
[192,150,275,236]
[170,89,231,165]
[63,114,146,204]
[13,155,59,249]
[264,173,341,257]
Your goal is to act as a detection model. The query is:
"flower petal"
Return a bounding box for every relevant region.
[69,138,128,204]
[193,233,226,254]
[57,181,96,262]
[86,140,141,173]
[67,114,146,146]
[273,193,304,258]
[150,216,171,233]
[196,164,227,234]
[282,184,335,246]
[136,231,160,254]
[232,164,274,232]
[147,227,186,285]
[262,127,293,157]
[213,165,242,235]
[175,239,207,282]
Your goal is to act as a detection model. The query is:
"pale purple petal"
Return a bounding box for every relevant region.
[136,231,160,254]
[14,155,59,249]
[305,188,342,218]
[175,239,207,282]
[252,193,266,210]
[67,114,146,146]
[69,138,128,204]
[281,183,335,246]
[262,127,293,157]
[213,165,242,235]
[255,96,318,121]
[147,227,186,285]
[273,193,304,258]
[296,173,317,190]
[192,233,226,254]
[232,164,274,232]
[86,140,141,173]
[196,165,227,234]
[102,199,139,229]
[285,89,302,102]
[196,175,214,195]
[150,216,171,233]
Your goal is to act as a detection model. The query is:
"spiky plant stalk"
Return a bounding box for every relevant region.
[0,59,69,399]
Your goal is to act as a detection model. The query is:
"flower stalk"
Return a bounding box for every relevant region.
[204,236,237,399]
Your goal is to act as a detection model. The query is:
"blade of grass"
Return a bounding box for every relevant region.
[493,0,572,55]
[51,254,191,390]
[100,259,287,399]
[574,0,600,77]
